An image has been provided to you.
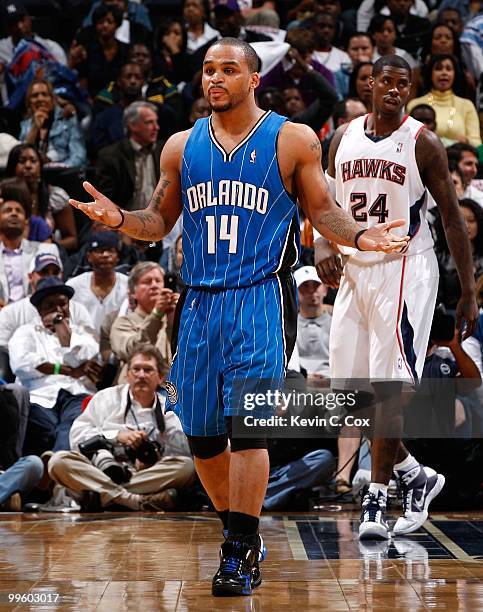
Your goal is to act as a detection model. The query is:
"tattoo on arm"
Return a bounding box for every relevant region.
[309,139,322,162]
[149,168,171,213]
[123,210,165,242]
[317,207,359,246]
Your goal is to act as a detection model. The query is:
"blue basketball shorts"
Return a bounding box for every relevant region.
[165,275,297,436]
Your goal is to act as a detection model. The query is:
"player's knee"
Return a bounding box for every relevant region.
[187,434,228,459]
[225,416,267,452]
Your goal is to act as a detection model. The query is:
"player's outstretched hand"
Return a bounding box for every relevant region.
[358,219,409,253]
[456,293,478,341]
[316,254,343,289]
[69,181,123,228]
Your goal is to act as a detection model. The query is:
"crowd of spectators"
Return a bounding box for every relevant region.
[0,0,482,513]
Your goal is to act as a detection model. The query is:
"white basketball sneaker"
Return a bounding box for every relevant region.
[393,465,445,536]
[359,490,390,540]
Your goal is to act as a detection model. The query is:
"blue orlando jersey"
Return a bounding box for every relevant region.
[181,110,300,288]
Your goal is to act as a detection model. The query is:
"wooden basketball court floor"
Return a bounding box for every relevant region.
[1,509,482,611]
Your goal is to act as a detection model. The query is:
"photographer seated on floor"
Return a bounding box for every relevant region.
[48,344,195,511]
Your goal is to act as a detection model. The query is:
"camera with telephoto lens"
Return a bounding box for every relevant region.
[125,438,164,467]
[78,435,132,484]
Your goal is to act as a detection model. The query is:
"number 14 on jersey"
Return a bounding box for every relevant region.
[206,214,239,254]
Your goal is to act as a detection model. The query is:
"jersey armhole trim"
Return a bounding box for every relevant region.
[414,124,426,140]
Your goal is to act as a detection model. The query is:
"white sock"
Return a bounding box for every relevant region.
[394,453,419,474]
[368,483,388,496]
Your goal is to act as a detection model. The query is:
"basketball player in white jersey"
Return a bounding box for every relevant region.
[315,55,478,540]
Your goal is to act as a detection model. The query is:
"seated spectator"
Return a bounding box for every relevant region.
[321,98,367,169]
[334,32,374,100]
[66,232,128,336]
[0,2,67,76]
[0,180,59,305]
[48,344,195,511]
[6,145,78,252]
[0,456,44,511]
[258,74,337,133]
[435,199,483,310]
[410,103,436,132]
[260,29,336,106]
[9,277,100,456]
[357,0,429,32]
[63,221,145,279]
[153,19,191,85]
[19,79,86,169]
[214,0,271,42]
[368,15,417,69]
[385,0,431,59]
[83,0,152,45]
[438,7,464,38]
[418,23,474,95]
[69,4,130,99]
[348,61,373,113]
[446,143,483,207]
[95,101,164,211]
[294,266,332,385]
[129,43,183,129]
[110,262,178,382]
[184,0,220,56]
[0,253,94,349]
[90,62,145,151]
[311,12,350,73]
[0,178,51,244]
[406,54,482,149]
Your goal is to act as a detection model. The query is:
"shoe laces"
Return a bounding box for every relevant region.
[362,492,385,522]
[219,555,243,575]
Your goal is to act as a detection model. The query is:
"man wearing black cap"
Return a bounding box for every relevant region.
[0,253,95,349]
[66,231,128,335]
[8,277,100,455]
[0,2,67,80]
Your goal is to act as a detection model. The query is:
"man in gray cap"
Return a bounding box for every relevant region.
[0,253,94,349]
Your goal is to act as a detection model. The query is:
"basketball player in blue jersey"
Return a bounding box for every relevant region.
[315,55,478,541]
[71,39,410,596]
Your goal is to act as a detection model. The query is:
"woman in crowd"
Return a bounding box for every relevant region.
[154,18,190,84]
[435,198,483,310]
[183,0,219,56]
[407,54,481,148]
[19,79,86,169]
[348,62,373,113]
[6,145,78,252]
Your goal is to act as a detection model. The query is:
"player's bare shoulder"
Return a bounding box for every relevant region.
[414,126,448,178]
[161,128,193,171]
[278,122,323,170]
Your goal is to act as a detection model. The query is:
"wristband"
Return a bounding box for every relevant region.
[153,308,165,320]
[111,208,125,229]
[354,229,367,251]
[53,362,61,375]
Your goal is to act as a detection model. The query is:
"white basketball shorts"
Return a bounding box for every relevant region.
[329,249,439,383]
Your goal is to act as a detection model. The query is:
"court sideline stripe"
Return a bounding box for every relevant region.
[423,522,475,561]
[283,518,308,560]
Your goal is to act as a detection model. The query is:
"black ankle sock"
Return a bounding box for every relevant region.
[216,509,229,529]
[228,511,259,538]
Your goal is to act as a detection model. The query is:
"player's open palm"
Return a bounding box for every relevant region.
[358,219,409,253]
[69,181,123,228]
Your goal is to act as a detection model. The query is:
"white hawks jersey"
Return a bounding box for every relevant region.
[334,114,434,263]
